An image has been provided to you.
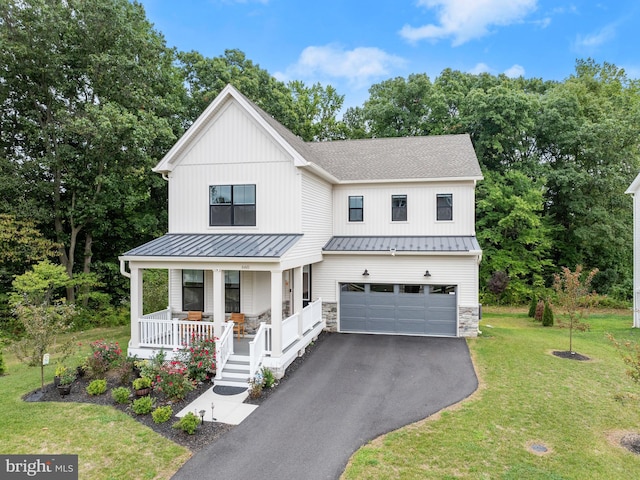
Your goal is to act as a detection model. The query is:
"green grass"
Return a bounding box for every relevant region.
[0,326,190,480]
[342,307,640,479]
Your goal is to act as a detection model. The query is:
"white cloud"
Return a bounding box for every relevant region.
[400,0,538,46]
[504,64,525,77]
[275,44,407,88]
[469,62,491,74]
[574,23,617,50]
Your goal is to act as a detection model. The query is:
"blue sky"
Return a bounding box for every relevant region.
[138,0,640,110]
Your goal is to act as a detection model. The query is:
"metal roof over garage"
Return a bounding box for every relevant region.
[122,233,302,258]
[323,236,481,253]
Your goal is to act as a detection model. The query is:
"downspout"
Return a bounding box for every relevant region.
[119,258,131,278]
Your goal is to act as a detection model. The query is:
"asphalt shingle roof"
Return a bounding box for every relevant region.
[122,233,302,258]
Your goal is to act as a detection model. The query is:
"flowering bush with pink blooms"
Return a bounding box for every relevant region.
[86,339,122,377]
[154,360,194,401]
[178,334,217,382]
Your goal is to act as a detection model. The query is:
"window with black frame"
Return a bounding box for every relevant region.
[437,193,453,221]
[210,185,256,226]
[182,270,204,311]
[392,195,407,221]
[348,195,363,222]
[225,271,240,313]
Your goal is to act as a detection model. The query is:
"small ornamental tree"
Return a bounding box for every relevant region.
[9,261,77,392]
[552,265,598,353]
[608,335,640,385]
[487,271,510,303]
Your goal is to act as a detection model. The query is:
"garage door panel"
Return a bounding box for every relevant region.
[340,283,457,336]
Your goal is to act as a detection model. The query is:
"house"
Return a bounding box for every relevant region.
[625,174,640,328]
[119,84,484,385]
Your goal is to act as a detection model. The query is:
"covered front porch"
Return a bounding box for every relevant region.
[128,298,324,384]
[119,233,325,382]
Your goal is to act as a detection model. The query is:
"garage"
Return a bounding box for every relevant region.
[340,283,457,336]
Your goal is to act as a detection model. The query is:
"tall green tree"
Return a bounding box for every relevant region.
[177,49,345,141]
[476,171,553,302]
[0,0,184,302]
[537,60,640,295]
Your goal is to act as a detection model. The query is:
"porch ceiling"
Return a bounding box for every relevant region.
[122,233,303,258]
[322,235,481,253]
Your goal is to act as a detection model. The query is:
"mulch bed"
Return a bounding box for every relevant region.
[23,331,329,452]
[621,433,640,455]
[552,350,590,361]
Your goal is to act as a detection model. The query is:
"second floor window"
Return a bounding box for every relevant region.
[392,195,407,221]
[210,184,256,226]
[349,196,363,222]
[437,194,453,221]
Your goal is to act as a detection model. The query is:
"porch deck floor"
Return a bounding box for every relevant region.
[231,334,253,356]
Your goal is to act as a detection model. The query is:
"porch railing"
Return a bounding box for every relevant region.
[249,322,271,377]
[215,321,234,380]
[139,316,217,350]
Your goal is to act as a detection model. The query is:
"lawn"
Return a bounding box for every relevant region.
[342,307,640,479]
[0,326,191,480]
[3,310,640,479]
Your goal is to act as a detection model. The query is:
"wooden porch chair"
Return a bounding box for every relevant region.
[187,311,202,321]
[231,312,245,338]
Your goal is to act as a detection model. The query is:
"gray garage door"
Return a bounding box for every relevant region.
[340,283,457,336]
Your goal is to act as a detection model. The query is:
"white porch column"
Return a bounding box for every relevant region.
[293,266,304,337]
[271,270,283,357]
[130,266,143,348]
[213,268,225,337]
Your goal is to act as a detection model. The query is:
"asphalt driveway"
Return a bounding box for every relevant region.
[172,333,477,480]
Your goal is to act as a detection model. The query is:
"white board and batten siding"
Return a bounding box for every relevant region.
[313,255,480,306]
[332,181,477,237]
[167,100,303,234]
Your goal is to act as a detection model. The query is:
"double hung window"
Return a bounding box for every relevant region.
[348,196,363,222]
[210,185,256,226]
[392,195,407,221]
[437,194,453,221]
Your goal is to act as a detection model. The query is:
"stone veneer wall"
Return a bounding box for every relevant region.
[322,302,337,332]
[458,306,480,337]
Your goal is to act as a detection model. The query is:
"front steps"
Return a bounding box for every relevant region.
[215,353,251,388]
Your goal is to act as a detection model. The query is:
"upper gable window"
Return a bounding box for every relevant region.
[392,195,407,222]
[437,194,453,221]
[210,185,256,226]
[349,196,363,222]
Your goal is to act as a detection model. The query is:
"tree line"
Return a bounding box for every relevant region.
[1,0,639,333]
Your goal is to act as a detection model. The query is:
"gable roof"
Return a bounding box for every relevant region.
[626,172,640,194]
[153,84,482,183]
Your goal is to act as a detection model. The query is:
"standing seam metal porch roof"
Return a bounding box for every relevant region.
[122,233,302,258]
[323,236,481,252]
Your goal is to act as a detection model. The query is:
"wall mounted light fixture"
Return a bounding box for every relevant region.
[362,269,370,276]
[424,270,431,277]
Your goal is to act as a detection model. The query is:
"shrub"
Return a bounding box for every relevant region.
[248,371,263,399]
[178,334,217,382]
[0,346,5,375]
[86,339,122,377]
[542,302,554,327]
[172,412,199,434]
[261,366,276,389]
[132,395,154,415]
[86,379,107,396]
[111,356,137,386]
[132,376,152,390]
[152,405,173,424]
[154,360,194,401]
[527,296,537,318]
[111,386,131,404]
[534,300,545,322]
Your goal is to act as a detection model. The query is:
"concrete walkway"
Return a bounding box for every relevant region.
[171,334,478,480]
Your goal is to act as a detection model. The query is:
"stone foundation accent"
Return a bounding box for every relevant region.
[458,306,480,337]
[323,302,337,332]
